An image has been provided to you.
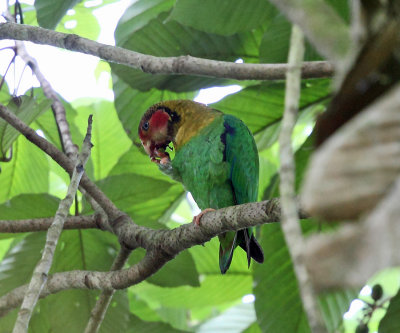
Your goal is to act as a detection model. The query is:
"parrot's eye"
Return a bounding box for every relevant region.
[142,122,149,131]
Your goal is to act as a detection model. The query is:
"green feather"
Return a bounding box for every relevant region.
[164,105,264,273]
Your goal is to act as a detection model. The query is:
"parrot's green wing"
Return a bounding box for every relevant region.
[218,115,264,273]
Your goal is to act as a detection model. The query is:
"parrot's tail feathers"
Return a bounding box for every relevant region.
[242,229,251,268]
[238,230,264,265]
[219,233,237,274]
[249,234,264,264]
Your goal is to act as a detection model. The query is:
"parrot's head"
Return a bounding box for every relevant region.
[138,103,181,163]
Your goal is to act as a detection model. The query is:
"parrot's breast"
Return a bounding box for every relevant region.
[171,116,235,210]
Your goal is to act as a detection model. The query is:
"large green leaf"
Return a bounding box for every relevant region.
[0,232,45,332]
[128,248,200,287]
[0,80,10,105]
[326,0,350,23]
[134,274,252,309]
[57,2,100,40]
[107,145,186,227]
[128,294,163,322]
[112,76,195,142]
[0,136,49,203]
[97,173,182,228]
[148,250,200,287]
[115,0,176,45]
[211,79,331,135]
[259,13,324,64]
[0,229,129,332]
[109,145,170,181]
[258,0,349,63]
[319,290,358,332]
[189,236,251,275]
[0,95,51,160]
[254,223,310,333]
[73,101,131,181]
[197,302,256,333]
[42,229,128,333]
[0,233,45,297]
[0,194,59,244]
[35,0,80,30]
[379,287,400,332]
[128,314,188,333]
[169,0,276,36]
[113,7,264,92]
[262,131,317,200]
[243,322,262,333]
[0,193,59,220]
[33,92,81,152]
[254,222,356,332]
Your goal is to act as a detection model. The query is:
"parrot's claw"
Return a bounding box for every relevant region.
[193,208,216,226]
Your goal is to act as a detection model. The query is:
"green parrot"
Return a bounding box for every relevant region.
[138,100,264,273]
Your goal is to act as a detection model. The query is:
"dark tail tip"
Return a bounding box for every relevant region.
[219,243,234,274]
[250,234,264,263]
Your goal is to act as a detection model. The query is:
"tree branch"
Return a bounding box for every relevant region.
[84,247,132,333]
[0,215,98,233]
[0,22,334,81]
[279,25,324,332]
[12,115,93,333]
[0,198,291,317]
[14,41,77,158]
[0,103,121,222]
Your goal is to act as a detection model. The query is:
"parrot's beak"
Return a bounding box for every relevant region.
[141,139,155,158]
[141,139,171,164]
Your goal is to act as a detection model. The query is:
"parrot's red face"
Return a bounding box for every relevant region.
[138,107,174,163]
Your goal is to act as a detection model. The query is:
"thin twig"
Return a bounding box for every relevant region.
[0,22,334,81]
[14,41,77,157]
[0,215,98,232]
[12,115,93,333]
[84,247,132,333]
[278,25,325,332]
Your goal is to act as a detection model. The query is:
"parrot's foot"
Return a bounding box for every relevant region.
[193,208,216,226]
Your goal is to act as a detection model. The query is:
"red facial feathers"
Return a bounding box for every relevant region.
[138,109,170,141]
[150,109,170,129]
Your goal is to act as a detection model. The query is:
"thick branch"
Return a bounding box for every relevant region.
[279,25,324,332]
[0,198,289,316]
[0,22,334,80]
[12,115,93,333]
[268,0,351,64]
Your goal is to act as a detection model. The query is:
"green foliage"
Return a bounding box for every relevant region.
[169,0,276,36]
[0,0,397,332]
[379,287,400,332]
[254,223,310,333]
[35,0,81,30]
[0,95,51,160]
[0,136,50,203]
